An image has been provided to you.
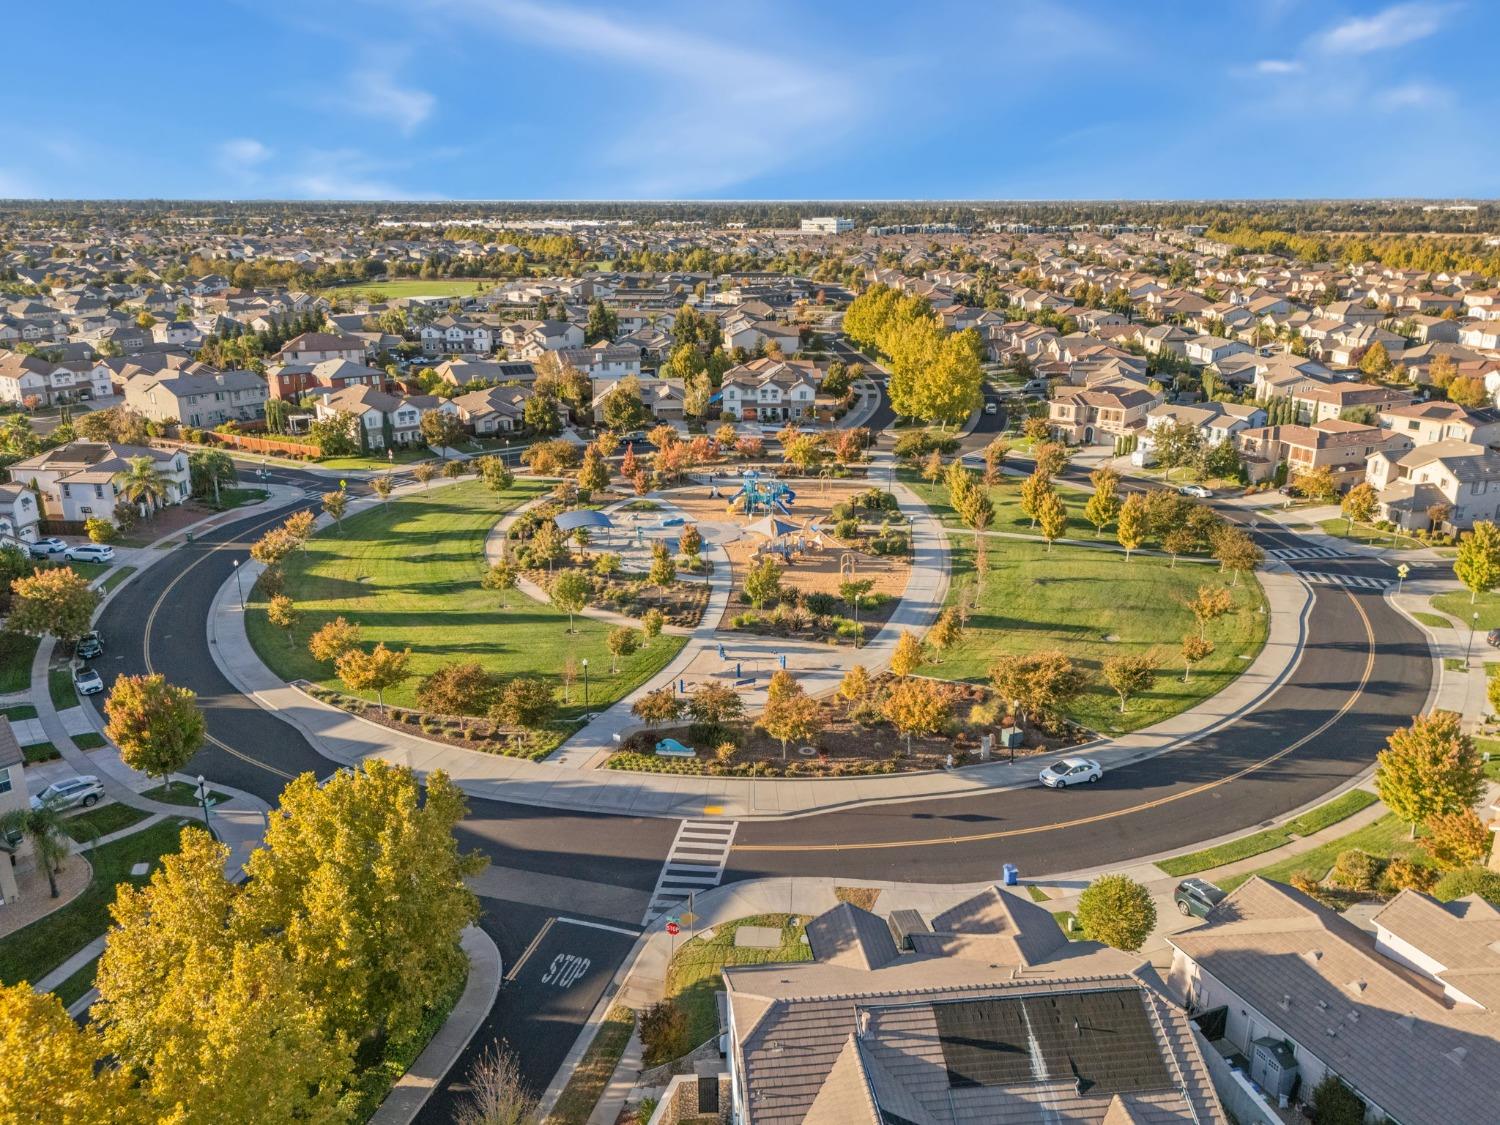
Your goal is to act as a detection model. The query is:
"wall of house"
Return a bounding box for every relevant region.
[1193,1027,1282,1125]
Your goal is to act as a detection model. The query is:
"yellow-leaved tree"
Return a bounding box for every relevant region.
[0,983,139,1124]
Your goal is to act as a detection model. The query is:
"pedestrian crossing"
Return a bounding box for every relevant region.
[1301,570,1392,591]
[1268,547,1350,561]
[642,818,738,925]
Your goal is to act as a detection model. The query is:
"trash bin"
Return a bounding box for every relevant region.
[1002,863,1019,886]
[185,530,193,543]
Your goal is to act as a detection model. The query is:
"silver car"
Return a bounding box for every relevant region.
[1039,757,1103,789]
[31,775,104,811]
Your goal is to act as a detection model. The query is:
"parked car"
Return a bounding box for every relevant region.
[984,401,999,415]
[75,631,104,660]
[1038,757,1103,789]
[1177,484,1212,499]
[73,666,105,695]
[28,537,67,559]
[64,543,115,563]
[1174,878,1227,918]
[30,775,104,811]
[1487,629,1500,648]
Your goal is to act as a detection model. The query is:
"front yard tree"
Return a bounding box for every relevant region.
[420,409,466,455]
[1115,492,1147,560]
[321,489,348,532]
[758,670,822,760]
[1102,652,1160,713]
[1294,465,1337,503]
[1153,420,1202,481]
[1341,481,1378,532]
[114,455,169,516]
[6,566,100,645]
[0,804,71,899]
[240,763,485,1065]
[550,569,590,633]
[1455,520,1500,603]
[988,650,1087,726]
[267,594,299,646]
[606,626,640,673]
[490,677,557,729]
[882,677,950,755]
[890,629,925,677]
[0,984,138,1119]
[188,448,237,504]
[602,376,650,432]
[1181,633,1214,682]
[1422,809,1491,870]
[334,642,412,713]
[308,616,361,664]
[1076,874,1156,952]
[104,673,205,787]
[1376,710,1484,837]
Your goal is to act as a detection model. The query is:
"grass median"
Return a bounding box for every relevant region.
[1155,790,1378,877]
[245,479,685,723]
[545,1006,636,1125]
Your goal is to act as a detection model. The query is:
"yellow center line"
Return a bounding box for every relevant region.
[143,504,307,781]
[734,587,1376,853]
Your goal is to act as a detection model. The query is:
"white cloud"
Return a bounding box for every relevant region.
[436,0,861,195]
[217,137,272,173]
[1313,2,1450,54]
[342,65,436,134]
[287,149,440,200]
[1254,58,1303,74]
[1377,80,1452,109]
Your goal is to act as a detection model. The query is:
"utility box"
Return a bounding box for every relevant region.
[1002,863,1020,886]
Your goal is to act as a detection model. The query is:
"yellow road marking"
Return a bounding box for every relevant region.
[703,805,725,815]
[143,505,307,781]
[734,588,1376,853]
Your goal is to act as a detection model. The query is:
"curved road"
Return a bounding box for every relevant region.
[85,463,1437,1109]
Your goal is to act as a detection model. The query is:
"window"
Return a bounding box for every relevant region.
[0,766,9,794]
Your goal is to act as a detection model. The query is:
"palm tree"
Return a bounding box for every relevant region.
[115,455,169,516]
[0,805,73,898]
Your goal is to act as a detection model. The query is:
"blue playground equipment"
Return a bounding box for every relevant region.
[728,469,796,516]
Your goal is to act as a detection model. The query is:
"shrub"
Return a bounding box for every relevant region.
[804,592,838,615]
[1433,865,1500,905]
[1379,859,1438,895]
[1290,872,1322,898]
[1076,874,1156,952]
[416,661,498,715]
[835,517,860,539]
[1328,849,1384,892]
[84,516,118,544]
[1308,1075,1368,1125]
[638,1001,688,1066]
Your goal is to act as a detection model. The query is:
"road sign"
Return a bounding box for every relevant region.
[1397,564,1410,578]
[665,921,680,936]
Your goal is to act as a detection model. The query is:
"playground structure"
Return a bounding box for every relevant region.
[726,469,795,516]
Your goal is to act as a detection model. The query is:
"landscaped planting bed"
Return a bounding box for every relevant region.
[299,682,559,760]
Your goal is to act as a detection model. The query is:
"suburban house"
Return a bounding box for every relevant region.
[0,353,58,405]
[0,718,33,906]
[419,316,494,355]
[721,312,800,355]
[266,359,386,401]
[1143,401,1267,450]
[1367,439,1500,529]
[556,342,642,381]
[1184,335,1252,367]
[716,358,819,423]
[435,359,536,389]
[0,483,41,545]
[1235,419,1407,487]
[1169,878,1500,1125]
[1048,380,1162,445]
[591,376,685,423]
[515,319,585,357]
[313,385,451,451]
[452,386,529,434]
[723,887,1226,1124]
[276,331,368,365]
[8,442,191,525]
[1377,401,1500,448]
[124,368,269,429]
[1289,381,1412,424]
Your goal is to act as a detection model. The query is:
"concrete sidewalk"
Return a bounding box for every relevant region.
[208,511,1311,819]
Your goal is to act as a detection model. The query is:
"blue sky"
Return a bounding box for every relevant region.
[2,0,1495,200]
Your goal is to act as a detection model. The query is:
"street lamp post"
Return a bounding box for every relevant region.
[195,774,217,840]
[232,559,244,608]
[581,658,590,706]
[1469,612,1480,665]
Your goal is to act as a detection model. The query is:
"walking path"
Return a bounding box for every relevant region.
[207,463,1312,818]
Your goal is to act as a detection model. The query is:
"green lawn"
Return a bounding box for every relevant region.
[920,537,1268,735]
[1156,790,1378,877]
[1317,518,1426,550]
[321,278,505,300]
[48,667,78,710]
[545,1006,636,1125]
[0,634,38,693]
[0,704,37,721]
[206,487,268,510]
[317,447,434,472]
[245,480,686,723]
[1410,611,1451,629]
[0,817,191,987]
[72,732,107,750]
[99,565,137,594]
[22,741,59,763]
[56,560,109,583]
[62,802,151,842]
[1218,812,1429,894]
[661,915,811,1063]
[904,471,1097,540]
[142,781,229,807]
[1432,590,1500,631]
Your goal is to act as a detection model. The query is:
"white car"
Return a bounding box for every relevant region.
[28,537,67,558]
[1039,757,1103,789]
[31,775,104,811]
[73,666,105,695]
[1177,484,1212,499]
[65,543,115,563]
[984,401,999,415]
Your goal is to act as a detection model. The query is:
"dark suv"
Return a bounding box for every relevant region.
[1174,878,1227,918]
[76,631,104,660]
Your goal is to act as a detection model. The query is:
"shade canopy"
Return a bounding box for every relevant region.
[554,509,614,532]
[744,515,800,539]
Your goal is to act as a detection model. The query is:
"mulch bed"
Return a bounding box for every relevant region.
[297,682,556,760]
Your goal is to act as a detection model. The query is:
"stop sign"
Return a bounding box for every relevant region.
[665,921,680,936]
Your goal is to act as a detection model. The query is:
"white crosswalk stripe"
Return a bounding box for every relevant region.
[1268,547,1350,561]
[643,818,738,925]
[1300,571,1392,590]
